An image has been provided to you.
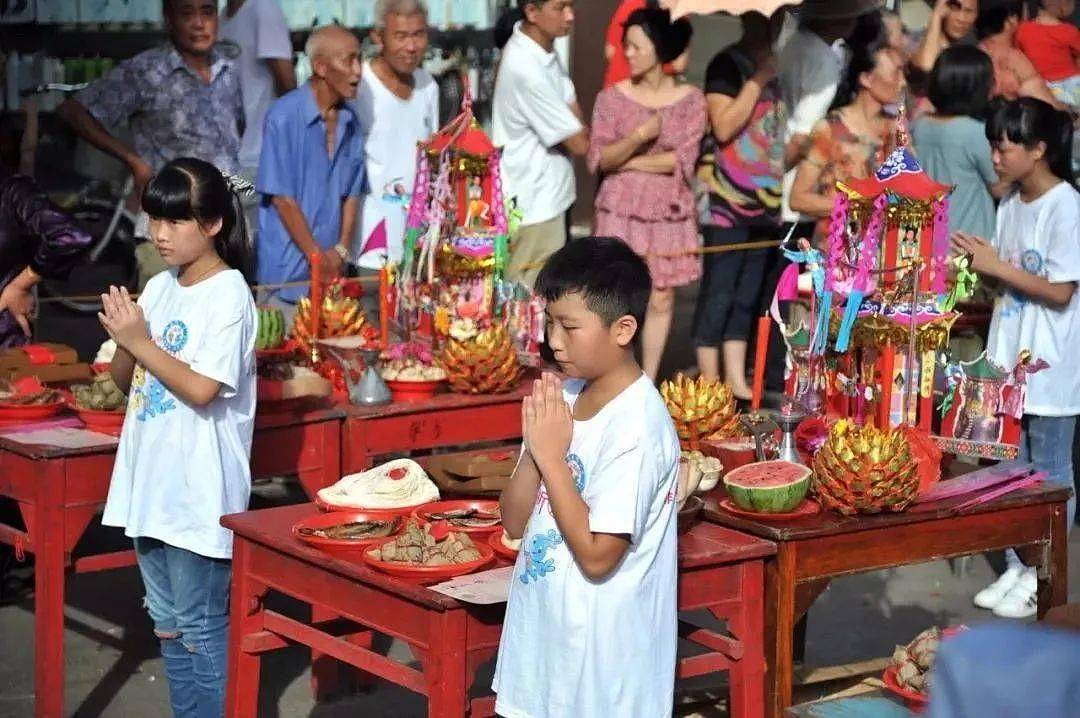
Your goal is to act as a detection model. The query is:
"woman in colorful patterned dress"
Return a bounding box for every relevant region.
[589,6,706,381]
[693,12,785,398]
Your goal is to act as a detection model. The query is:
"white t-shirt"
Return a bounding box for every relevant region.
[352,61,440,269]
[492,23,583,227]
[102,269,258,559]
[987,182,1080,416]
[779,27,843,223]
[493,375,680,718]
[220,0,294,174]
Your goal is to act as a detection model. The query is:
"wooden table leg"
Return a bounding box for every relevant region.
[33,465,66,718]
[425,610,468,718]
[310,604,343,699]
[726,559,766,718]
[764,545,797,718]
[1038,502,1069,618]
[225,540,264,718]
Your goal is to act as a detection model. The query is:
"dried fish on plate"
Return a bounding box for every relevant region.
[421,507,501,528]
[297,516,401,541]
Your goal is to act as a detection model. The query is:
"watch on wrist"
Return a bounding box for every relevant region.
[332,243,349,261]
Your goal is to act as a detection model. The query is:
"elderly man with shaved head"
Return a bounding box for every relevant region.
[255,24,367,319]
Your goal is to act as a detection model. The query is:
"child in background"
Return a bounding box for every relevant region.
[494,237,681,717]
[100,157,257,716]
[952,98,1080,619]
[1015,0,1080,110]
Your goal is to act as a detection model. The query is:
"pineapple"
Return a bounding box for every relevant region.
[291,283,367,358]
[812,419,919,515]
[437,325,524,394]
[660,374,741,450]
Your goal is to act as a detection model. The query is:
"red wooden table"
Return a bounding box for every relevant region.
[702,483,1071,718]
[0,405,345,718]
[223,502,777,717]
[339,383,530,474]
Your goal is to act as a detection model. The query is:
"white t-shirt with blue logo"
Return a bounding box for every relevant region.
[103,268,257,559]
[493,375,681,718]
[988,182,1080,416]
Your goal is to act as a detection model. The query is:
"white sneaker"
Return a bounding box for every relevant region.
[973,565,1023,609]
[993,569,1038,619]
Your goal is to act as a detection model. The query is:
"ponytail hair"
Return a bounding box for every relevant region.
[141,157,256,282]
[986,97,1076,186]
[831,23,888,110]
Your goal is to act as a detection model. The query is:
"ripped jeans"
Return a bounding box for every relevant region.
[134,538,231,718]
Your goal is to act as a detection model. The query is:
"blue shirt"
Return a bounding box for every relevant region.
[256,83,366,301]
[76,44,241,174]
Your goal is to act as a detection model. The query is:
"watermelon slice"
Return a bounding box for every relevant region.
[723,460,811,513]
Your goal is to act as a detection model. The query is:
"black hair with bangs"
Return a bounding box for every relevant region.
[535,236,651,336]
[986,97,1076,186]
[141,157,253,281]
[623,7,693,65]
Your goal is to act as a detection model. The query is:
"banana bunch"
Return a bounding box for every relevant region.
[291,286,367,357]
[438,325,524,394]
[660,373,740,447]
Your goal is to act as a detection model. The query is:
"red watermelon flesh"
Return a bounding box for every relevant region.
[724,460,811,513]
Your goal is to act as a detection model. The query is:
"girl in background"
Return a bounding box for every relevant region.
[953,98,1080,619]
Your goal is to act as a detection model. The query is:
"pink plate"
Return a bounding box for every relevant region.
[882,666,929,712]
[717,497,821,521]
[361,537,494,581]
[412,500,502,535]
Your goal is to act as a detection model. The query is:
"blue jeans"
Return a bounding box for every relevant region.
[1006,415,1076,569]
[134,538,231,718]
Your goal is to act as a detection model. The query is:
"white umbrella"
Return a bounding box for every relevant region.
[659,0,799,19]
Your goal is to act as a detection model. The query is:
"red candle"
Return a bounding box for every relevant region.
[751,315,770,410]
[878,344,896,429]
[310,252,323,347]
[379,266,390,350]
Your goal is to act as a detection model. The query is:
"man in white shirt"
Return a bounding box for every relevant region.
[220,0,297,180]
[354,0,440,271]
[778,1,881,226]
[493,0,589,288]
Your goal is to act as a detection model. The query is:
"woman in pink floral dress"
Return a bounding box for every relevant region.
[589,6,706,381]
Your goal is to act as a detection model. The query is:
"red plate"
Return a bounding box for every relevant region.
[882,666,929,712]
[488,531,520,561]
[292,511,406,558]
[0,400,67,422]
[74,406,126,435]
[717,497,821,521]
[256,339,299,361]
[412,500,502,535]
[361,536,495,581]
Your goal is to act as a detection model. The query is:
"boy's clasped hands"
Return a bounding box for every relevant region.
[98,285,150,351]
[523,372,573,472]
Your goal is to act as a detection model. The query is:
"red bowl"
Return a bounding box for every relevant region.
[489,531,521,561]
[412,499,502,535]
[0,400,68,422]
[74,406,126,435]
[386,379,444,404]
[292,511,406,558]
[361,536,495,581]
[882,666,929,712]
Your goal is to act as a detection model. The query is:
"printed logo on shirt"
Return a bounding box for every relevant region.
[129,319,188,421]
[1000,249,1046,318]
[520,529,563,584]
[533,454,587,517]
